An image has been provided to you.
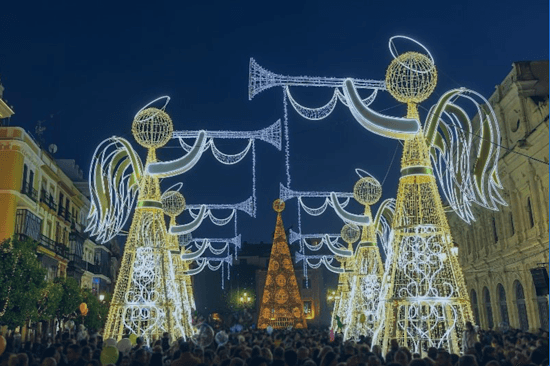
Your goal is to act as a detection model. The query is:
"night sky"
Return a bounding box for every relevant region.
[0,1,548,248]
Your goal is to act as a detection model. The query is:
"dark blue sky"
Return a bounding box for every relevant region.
[0,1,548,245]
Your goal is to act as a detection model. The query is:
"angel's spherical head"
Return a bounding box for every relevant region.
[162,191,186,217]
[340,223,360,244]
[353,176,382,205]
[132,107,173,149]
[273,199,285,213]
[385,51,437,104]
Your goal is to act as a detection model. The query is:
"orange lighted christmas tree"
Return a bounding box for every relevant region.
[257,199,307,329]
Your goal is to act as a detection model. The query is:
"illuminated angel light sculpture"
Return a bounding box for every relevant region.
[87,98,208,343]
[161,189,195,338]
[333,176,395,342]
[87,97,281,343]
[249,36,506,354]
[281,170,394,341]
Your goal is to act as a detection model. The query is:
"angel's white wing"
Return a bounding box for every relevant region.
[425,88,507,223]
[86,137,143,243]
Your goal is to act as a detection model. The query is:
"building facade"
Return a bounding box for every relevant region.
[449,61,549,332]
[0,125,118,297]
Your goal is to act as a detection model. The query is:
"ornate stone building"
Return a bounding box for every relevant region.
[449,61,549,332]
[0,74,119,296]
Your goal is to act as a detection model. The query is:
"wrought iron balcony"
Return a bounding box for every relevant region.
[38,234,56,252]
[20,181,38,202]
[37,234,69,259]
[40,190,57,211]
[67,253,87,270]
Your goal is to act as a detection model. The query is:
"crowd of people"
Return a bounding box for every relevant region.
[0,324,548,366]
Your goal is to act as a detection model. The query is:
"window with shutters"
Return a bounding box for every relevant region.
[515,280,529,331]
[483,287,494,329]
[497,284,509,326]
[527,198,535,228]
[471,289,480,325]
[537,297,549,331]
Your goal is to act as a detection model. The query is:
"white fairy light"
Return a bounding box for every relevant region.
[425,88,507,223]
[86,137,143,243]
[288,230,339,245]
[279,183,353,201]
[248,58,386,100]
[173,119,282,150]
[250,36,505,353]
[186,234,242,251]
[91,95,279,343]
[186,196,256,217]
[283,89,291,188]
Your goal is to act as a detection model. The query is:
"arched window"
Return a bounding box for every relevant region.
[471,289,480,325]
[497,284,509,326]
[527,198,535,228]
[483,287,494,329]
[537,296,549,331]
[492,217,498,243]
[515,280,529,331]
[509,212,515,236]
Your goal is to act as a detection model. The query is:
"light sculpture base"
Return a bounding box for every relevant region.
[104,159,192,343]
[374,131,472,355]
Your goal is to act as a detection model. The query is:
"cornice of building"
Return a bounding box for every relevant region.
[0,98,14,119]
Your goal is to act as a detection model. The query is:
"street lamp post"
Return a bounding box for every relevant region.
[239,292,252,308]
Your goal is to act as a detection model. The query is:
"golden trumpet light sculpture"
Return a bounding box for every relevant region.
[373,53,473,355]
[258,199,307,329]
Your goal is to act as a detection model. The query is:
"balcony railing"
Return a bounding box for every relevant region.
[67,253,109,277]
[21,181,38,202]
[40,190,57,211]
[67,253,86,270]
[37,234,69,259]
[17,233,69,260]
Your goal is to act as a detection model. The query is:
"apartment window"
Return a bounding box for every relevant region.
[527,198,535,228]
[303,300,313,319]
[497,284,510,326]
[537,297,549,331]
[515,280,529,331]
[471,289,480,325]
[46,221,52,238]
[29,170,34,190]
[22,164,28,188]
[58,193,64,216]
[483,287,494,329]
[55,223,63,243]
[492,217,498,243]
[15,209,42,241]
